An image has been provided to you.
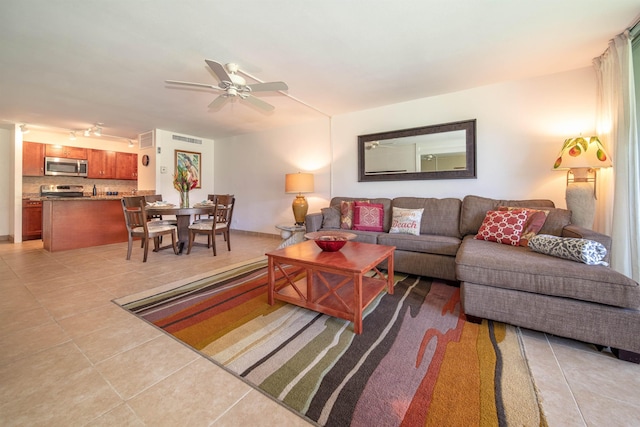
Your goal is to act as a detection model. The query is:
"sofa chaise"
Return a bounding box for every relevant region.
[305,195,640,361]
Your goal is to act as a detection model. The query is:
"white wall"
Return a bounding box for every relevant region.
[331,67,597,207]
[215,118,331,234]
[154,129,214,206]
[0,127,14,239]
[216,67,597,234]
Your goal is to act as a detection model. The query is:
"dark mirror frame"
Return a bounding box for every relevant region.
[358,119,477,182]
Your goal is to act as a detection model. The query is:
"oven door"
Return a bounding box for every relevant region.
[45,157,83,177]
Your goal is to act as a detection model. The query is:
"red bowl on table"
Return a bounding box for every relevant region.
[304,231,357,252]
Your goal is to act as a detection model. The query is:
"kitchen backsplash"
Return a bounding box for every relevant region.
[22,176,144,198]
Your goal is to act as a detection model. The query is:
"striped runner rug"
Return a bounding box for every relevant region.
[118,258,546,426]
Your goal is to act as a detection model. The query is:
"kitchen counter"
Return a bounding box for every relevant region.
[42,198,129,252]
[24,195,132,201]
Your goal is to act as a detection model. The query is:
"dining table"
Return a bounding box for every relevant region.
[145,204,215,253]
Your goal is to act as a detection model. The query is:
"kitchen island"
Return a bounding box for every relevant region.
[42,197,128,252]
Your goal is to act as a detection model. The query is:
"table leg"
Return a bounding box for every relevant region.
[354,274,363,334]
[175,214,191,254]
[387,253,394,294]
[268,257,275,305]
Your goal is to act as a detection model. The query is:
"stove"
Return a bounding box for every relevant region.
[40,184,85,198]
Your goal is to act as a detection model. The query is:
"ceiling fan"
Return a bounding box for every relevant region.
[165,60,288,112]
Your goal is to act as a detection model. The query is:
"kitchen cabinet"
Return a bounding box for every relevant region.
[45,145,87,159]
[115,152,138,180]
[22,200,43,240]
[87,149,117,178]
[23,141,45,176]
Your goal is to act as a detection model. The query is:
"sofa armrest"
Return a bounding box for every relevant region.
[305,212,324,233]
[562,225,612,262]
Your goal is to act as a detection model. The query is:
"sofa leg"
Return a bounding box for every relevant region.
[464,314,483,324]
[611,348,640,364]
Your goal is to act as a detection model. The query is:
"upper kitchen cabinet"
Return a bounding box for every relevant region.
[23,141,45,176]
[45,145,87,159]
[115,152,138,180]
[87,149,117,179]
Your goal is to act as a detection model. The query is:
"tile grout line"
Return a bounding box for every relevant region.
[544,333,588,426]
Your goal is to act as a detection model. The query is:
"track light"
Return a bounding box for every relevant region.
[69,131,76,140]
[128,139,134,147]
[94,126,102,137]
[84,129,91,137]
[20,124,29,134]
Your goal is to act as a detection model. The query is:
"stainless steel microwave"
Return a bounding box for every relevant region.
[44,157,88,177]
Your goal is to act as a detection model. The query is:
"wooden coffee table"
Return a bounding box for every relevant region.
[266,240,395,334]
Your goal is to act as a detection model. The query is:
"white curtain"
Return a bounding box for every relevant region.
[593,31,640,281]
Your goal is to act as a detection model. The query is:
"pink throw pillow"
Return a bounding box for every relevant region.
[353,202,384,232]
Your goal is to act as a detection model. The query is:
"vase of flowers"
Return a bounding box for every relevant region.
[173,166,198,208]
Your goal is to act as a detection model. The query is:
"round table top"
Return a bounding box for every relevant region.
[276,224,306,232]
[145,205,214,215]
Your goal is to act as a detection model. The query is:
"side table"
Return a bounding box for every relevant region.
[276,224,306,248]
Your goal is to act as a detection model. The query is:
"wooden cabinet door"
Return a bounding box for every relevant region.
[45,145,87,159]
[22,200,43,240]
[115,152,138,180]
[87,149,117,178]
[23,141,45,176]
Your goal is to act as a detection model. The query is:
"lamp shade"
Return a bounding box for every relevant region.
[553,136,612,170]
[285,172,314,194]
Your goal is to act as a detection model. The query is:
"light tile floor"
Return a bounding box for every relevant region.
[1,234,638,426]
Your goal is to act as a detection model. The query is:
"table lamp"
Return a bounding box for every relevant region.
[285,172,314,225]
[552,136,612,228]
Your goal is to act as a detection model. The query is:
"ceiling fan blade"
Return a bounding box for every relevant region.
[208,95,228,109]
[243,95,275,112]
[247,81,289,92]
[205,60,232,83]
[165,80,222,90]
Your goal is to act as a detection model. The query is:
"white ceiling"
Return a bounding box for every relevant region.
[1,1,638,141]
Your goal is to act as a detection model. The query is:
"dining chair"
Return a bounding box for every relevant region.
[121,196,179,262]
[186,195,235,256]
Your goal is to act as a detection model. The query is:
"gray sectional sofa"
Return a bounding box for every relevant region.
[305,195,640,361]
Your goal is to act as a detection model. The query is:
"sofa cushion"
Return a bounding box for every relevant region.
[331,197,393,232]
[528,234,609,266]
[389,207,423,236]
[353,202,384,232]
[456,236,640,309]
[321,207,341,229]
[378,233,461,257]
[392,197,462,238]
[475,209,531,246]
[498,206,549,246]
[460,195,557,236]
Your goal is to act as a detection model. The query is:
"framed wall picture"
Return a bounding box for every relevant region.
[175,149,202,189]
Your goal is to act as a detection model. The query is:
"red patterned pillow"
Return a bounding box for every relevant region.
[340,200,369,229]
[353,202,384,232]
[475,209,531,246]
[498,206,549,247]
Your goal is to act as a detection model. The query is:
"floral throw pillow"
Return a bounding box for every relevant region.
[528,234,609,266]
[498,206,549,247]
[474,209,531,246]
[353,202,384,231]
[389,207,423,236]
[340,200,369,229]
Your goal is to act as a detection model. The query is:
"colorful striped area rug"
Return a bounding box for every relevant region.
[118,258,546,426]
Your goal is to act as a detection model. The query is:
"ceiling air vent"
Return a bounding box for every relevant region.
[138,130,155,149]
[172,134,202,145]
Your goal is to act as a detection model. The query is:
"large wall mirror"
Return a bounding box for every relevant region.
[358,119,477,181]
